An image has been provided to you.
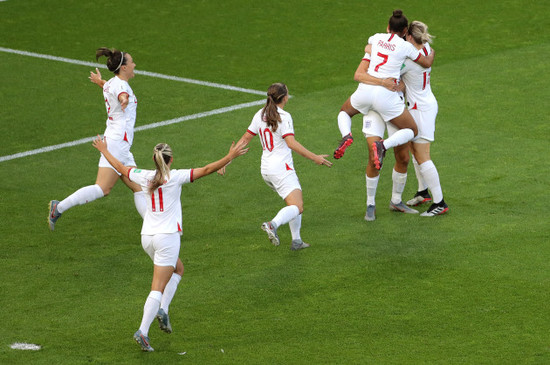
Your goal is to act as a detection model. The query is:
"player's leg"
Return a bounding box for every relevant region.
[363,111,385,221]
[334,98,360,159]
[49,167,117,230]
[412,142,448,216]
[389,143,418,214]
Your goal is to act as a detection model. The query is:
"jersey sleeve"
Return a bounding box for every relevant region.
[280,113,295,138]
[247,114,260,136]
[128,168,149,186]
[406,42,422,62]
[172,169,193,185]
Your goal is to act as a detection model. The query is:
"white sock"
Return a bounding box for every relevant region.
[419,160,443,203]
[337,111,352,137]
[272,205,300,228]
[57,184,104,214]
[134,191,147,219]
[412,156,428,192]
[160,273,182,313]
[289,213,302,241]
[366,175,379,206]
[391,169,407,204]
[383,128,414,150]
[139,290,162,337]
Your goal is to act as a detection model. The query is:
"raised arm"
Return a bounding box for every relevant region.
[89,68,106,88]
[194,140,249,180]
[92,136,131,176]
[284,135,332,167]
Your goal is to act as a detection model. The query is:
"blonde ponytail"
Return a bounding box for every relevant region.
[149,143,173,193]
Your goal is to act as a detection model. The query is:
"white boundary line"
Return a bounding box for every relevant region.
[0,47,267,163]
[0,100,265,163]
[0,47,265,95]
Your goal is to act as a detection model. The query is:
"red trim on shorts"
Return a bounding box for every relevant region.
[411,102,418,110]
[177,222,182,232]
[285,163,293,171]
[247,129,257,136]
[282,133,294,139]
[123,131,128,142]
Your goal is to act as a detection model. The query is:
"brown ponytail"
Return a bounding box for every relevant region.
[95,47,125,74]
[261,83,288,132]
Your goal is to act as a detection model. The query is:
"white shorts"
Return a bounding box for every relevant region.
[262,171,302,200]
[410,104,438,143]
[350,84,405,122]
[98,137,136,175]
[141,232,180,267]
[362,110,398,139]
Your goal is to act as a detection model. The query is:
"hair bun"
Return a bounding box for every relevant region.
[393,9,403,17]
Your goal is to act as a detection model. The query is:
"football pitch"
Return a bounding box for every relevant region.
[1,0,549,363]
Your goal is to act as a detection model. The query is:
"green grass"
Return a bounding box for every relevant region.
[1,0,549,363]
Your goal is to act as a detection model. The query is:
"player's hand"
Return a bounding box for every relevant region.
[381,78,399,91]
[89,68,104,86]
[228,140,249,159]
[316,154,332,167]
[92,135,107,153]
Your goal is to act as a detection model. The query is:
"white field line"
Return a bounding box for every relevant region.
[0,47,267,163]
[0,47,265,95]
[0,99,265,163]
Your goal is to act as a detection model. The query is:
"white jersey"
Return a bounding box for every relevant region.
[128,168,194,235]
[247,107,295,175]
[400,43,437,110]
[366,33,422,79]
[102,76,137,145]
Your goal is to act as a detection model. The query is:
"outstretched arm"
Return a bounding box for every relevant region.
[194,140,249,180]
[217,131,255,175]
[284,135,332,167]
[92,136,131,176]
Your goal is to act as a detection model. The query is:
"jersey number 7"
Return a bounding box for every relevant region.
[375,52,388,72]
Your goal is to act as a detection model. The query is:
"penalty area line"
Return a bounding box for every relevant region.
[0,99,265,163]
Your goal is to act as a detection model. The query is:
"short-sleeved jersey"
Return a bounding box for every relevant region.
[400,43,437,110]
[367,33,422,79]
[128,168,194,235]
[102,76,138,145]
[247,107,295,175]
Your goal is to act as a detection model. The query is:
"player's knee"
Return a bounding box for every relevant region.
[175,259,184,276]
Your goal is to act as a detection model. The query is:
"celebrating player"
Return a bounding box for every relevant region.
[92,136,248,352]
[48,48,147,230]
[398,21,449,216]
[230,83,332,250]
[333,9,434,170]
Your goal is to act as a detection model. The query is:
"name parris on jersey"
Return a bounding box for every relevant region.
[377,40,396,52]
